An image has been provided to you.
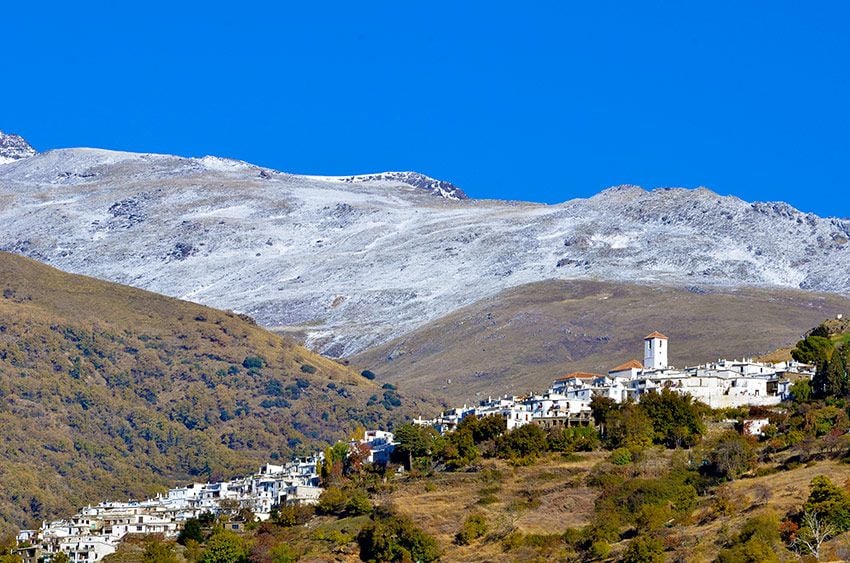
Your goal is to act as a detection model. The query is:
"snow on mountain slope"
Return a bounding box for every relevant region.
[0,130,36,165]
[1,144,849,357]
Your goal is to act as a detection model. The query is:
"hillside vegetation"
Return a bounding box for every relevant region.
[0,252,412,534]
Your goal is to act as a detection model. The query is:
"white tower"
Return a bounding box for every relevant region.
[643,331,668,370]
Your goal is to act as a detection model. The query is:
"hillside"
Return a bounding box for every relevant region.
[354,279,850,402]
[1,141,850,358]
[0,252,417,534]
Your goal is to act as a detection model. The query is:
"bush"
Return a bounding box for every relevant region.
[361,369,376,380]
[455,513,488,545]
[622,535,664,563]
[589,540,611,559]
[178,518,204,545]
[346,489,373,516]
[609,447,633,465]
[358,511,440,562]
[300,364,316,374]
[272,504,314,527]
[547,425,599,452]
[199,530,249,563]
[316,486,347,515]
[241,356,264,370]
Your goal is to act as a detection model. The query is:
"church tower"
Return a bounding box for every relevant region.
[643,331,668,370]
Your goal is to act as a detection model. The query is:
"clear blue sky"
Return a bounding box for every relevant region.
[3,2,848,217]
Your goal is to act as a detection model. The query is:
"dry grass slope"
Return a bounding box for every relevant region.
[354,279,850,404]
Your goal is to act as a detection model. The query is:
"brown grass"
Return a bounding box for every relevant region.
[354,279,850,405]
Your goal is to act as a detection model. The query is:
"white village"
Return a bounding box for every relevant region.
[414,332,813,433]
[14,332,815,562]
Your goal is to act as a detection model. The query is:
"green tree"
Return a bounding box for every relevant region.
[639,388,705,448]
[705,431,755,480]
[317,486,347,515]
[792,335,835,367]
[804,475,850,531]
[178,518,204,545]
[268,543,296,563]
[199,530,249,563]
[455,513,488,545]
[605,403,654,450]
[813,344,850,398]
[358,511,440,562]
[790,379,812,403]
[495,424,548,459]
[142,537,180,563]
[622,535,664,563]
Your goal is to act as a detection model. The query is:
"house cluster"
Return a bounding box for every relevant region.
[414,332,814,434]
[15,454,324,563]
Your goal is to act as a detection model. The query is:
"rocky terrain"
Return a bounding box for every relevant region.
[1,135,848,358]
[0,130,36,164]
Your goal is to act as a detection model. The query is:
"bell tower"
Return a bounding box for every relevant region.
[643,331,668,370]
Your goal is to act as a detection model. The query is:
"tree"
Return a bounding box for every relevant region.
[638,388,705,448]
[358,511,440,562]
[495,424,548,459]
[317,486,347,515]
[804,475,850,531]
[393,423,440,469]
[199,530,249,563]
[792,336,835,367]
[178,518,204,545]
[455,513,487,545]
[142,537,180,563]
[794,509,837,559]
[590,396,616,426]
[812,344,850,398]
[604,403,654,450]
[790,379,812,403]
[622,535,664,563]
[705,431,755,480]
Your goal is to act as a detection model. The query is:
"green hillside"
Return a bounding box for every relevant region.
[0,252,411,534]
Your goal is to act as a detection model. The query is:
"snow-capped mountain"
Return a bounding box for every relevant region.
[0,131,36,165]
[331,171,467,200]
[0,139,848,357]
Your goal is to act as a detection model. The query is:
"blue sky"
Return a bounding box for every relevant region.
[3,2,848,217]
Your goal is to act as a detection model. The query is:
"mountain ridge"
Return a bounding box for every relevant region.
[1,137,848,358]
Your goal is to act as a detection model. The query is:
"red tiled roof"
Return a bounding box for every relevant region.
[609,359,643,372]
[554,371,604,382]
[644,331,668,340]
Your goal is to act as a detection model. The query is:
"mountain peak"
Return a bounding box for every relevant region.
[0,131,36,164]
[335,171,468,200]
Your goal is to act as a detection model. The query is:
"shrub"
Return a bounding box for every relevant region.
[609,447,633,465]
[346,489,373,516]
[316,487,347,515]
[199,530,249,563]
[357,511,439,562]
[241,356,264,370]
[272,504,314,527]
[589,540,611,559]
[361,369,376,380]
[455,513,488,545]
[300,364,316,374]
[177,518,204,545]
[622,535,664,563]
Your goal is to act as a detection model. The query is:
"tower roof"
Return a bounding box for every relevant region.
[644,331,668,340]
